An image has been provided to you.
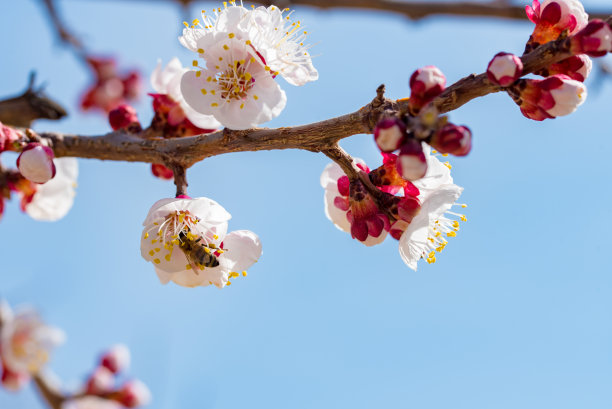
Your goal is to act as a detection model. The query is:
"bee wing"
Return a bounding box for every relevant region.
[183,250,202,275]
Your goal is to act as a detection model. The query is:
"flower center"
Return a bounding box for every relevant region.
[423,204,467,264]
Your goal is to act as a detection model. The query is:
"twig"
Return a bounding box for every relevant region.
[33,373,64,409]
[41,0,88,61]
[67,0,612,22]
[0,73,67,127]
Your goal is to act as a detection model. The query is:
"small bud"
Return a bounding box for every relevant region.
[396,139,427,181]
[408,66,446,114]
[1,366,29,392]
[16,143,56,184]
[85,366,115,395]
[109,104,142,132]
[373,118,406,152]
[486,52,523,87]
[546,54,592,82]
[100,344,130,374]
[115,380,151,408]
[430,124,472,157]
[0,122,20,152]
[507,74,587,121]
[151,164,174,180]
[570,19,612,57]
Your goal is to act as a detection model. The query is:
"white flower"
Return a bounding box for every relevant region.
[319,158,388,246]
[140,197,262,288]
[151,58,220,129]
[180,3,317,86]
[0,303,65,375]
[398,148,465,271]
[25,158,78,222]
[181,34,286,130]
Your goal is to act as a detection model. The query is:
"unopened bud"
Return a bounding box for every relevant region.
[109,105,142,132]
[408,66,446,114]
[546,54,592,82]
[85,366,115,395]
[373,118,406,152]
[486,52,523,87]
[151,164,174,180]
[115,380,151,408]
[0,122,20,152]
[100,344,130,374]
[430,124,472,156]
[508,74,587,121]
[16,143,56,184]
[396,139,427,181]
[570,19,612,57]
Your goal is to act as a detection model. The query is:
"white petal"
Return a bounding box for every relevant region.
[220,230,262,272]
[412,145,453,202]
[323,187,350,233]
[26,158,78,222]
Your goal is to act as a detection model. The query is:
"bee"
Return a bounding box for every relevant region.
[178,229,220,271]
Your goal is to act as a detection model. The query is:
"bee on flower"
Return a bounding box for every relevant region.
[140,196,262,288]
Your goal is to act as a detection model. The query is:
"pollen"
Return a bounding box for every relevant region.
[253,95,259,100]
[186,264,192,270]
[192,60,198,67]
[461,215,467,222]
[211,103,219,107]
[165,254,172,261]
[201,88,207,95]
[196,71,202,77]
[228,33,235,38]
[223,44,229,50]
[154,258,161,264]
[144,233,149,239]
[198,48,205,54]
[149,250,155,256]
[242,271,247,277]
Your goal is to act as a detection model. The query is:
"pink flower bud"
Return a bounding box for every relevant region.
[525,0,588,47]
[151,164,174,180]
[430,124,472,156]
[396,139,427,181]
[109,105,141,132]
[570,19,612,57]
[508,74,587,121]
[100,344,130,374]
[16,143,56,184]
[546,54,592,82]
[1,366,29,392]
[373,118,406,152]
[115,380,151,408]
[408,66,446,114]
[85,366,115,395]
[0,122,20,152]
[486,52,523,87]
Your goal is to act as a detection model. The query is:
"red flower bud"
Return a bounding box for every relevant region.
[109,104,142,132]
[151,164,174,180]
[16,143,56,184]
[570,19,612,57]
[373,118,406,152]
[486,52,523,87]
[430,124,472,156]
[408,66,446,114]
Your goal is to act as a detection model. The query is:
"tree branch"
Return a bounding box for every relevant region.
[13,29,587,168]
[68,0,612,22]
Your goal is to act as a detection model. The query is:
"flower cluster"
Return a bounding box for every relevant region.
[178,2,317,129]
[1,134,78,223]
[0,300,64,391]
[485,0,612,121]
[81,57,141,113]
[321,147,466,270]
[69,344,151,409]
[140,197,262,288]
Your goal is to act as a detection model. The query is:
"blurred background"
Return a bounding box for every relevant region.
[1,0,612,408]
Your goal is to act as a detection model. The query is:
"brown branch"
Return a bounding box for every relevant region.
[41,0,88,61]
[69,0,611,22]
[0,73,67,127]
[14,28,589,168]
[33,373,64,409]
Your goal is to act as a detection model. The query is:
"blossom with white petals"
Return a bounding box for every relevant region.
[151,58,220,130]
[180,3,317,86]
[25,158,78,222]
[140,197,262,288]
[181,34,286,130]
[0,302,65,378]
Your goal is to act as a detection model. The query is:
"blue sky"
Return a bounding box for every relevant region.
[1,1,612,408]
